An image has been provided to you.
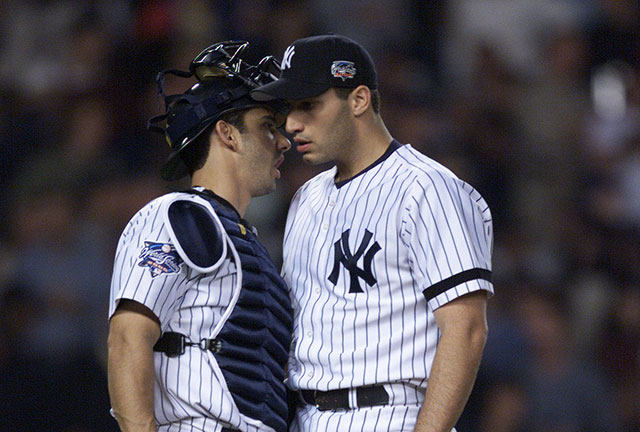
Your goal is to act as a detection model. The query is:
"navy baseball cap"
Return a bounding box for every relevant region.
[251,34,378,101]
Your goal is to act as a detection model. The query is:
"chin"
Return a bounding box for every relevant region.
[302,152,324,165]
[254,183,276,197]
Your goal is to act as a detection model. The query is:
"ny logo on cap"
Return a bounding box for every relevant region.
[282,45,295,70]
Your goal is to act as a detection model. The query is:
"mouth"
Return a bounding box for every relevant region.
[273,156,285,178]
[274,156,284,169]
[294,137,312,153]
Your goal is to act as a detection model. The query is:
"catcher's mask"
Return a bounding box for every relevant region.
[148,40,288,181]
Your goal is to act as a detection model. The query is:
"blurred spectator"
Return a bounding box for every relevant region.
[514,25,592,244]
[0,280,43,430]
[0,0,130,98]
[454,105,521,232]
[582,63,640,231]
[587,0,640,69]
[309,0,413,58]
[517,288,622,431]
[478,379,529,432]
[12,95,125,197]
[0,280,114,431]
[266,0,318,55]
[459,276,530,431]
[0,89,58,232]
[7,184,110,361]
[598,286,640,431]
[441,0,595,92]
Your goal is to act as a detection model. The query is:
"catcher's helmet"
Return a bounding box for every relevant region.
[148,41,287,181]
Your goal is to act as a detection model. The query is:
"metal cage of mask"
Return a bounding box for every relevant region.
[147,40,287,180]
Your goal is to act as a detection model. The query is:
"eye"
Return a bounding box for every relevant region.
[299,101,314,111]
[263,121,277,131]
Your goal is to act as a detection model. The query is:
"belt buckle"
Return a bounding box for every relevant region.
[315,389,349,411]
[314,390,331,411]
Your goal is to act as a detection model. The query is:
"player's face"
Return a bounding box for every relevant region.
[237,107,291,197]
[285,89,355,165]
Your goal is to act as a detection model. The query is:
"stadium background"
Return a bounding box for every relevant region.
[0,1,638,430]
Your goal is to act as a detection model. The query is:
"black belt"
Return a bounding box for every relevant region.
[299,385,389,411]
[153,332,221,357]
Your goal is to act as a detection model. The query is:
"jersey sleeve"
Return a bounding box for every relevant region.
[108,196,189,327]
[401,175,494,310]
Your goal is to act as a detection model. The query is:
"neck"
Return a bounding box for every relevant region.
[335,116,393,182]
[191,157,251,217]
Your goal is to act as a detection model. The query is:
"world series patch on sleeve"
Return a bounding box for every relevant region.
[138,242,183,277]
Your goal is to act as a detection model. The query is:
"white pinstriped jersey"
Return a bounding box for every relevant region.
[109,189,275,432]
[283,142,493,430]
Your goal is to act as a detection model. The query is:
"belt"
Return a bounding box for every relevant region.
[299,385,389,411]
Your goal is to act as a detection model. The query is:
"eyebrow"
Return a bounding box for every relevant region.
[291,98,318,107]
[258,114,277,122]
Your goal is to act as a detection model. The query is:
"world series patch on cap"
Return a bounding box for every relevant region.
[252,34,378,101]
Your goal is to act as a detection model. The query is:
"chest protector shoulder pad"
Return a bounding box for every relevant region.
[162,195,227,273]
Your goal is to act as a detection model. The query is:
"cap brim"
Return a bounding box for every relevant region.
[251,78,329,101]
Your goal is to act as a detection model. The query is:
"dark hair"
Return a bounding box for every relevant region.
[333,87,380,114]
[180,109,248,177]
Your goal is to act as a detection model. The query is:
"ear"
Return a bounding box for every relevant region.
[350,85,371,117]
[213,119,238,151]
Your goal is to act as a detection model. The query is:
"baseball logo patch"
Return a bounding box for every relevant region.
[138,241,183,277]
[331,61,356,81]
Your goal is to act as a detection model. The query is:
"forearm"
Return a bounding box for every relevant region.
[108,306,160,432]
[414,317,487,431]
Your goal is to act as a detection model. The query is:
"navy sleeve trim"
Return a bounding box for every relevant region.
[423,268,492,301]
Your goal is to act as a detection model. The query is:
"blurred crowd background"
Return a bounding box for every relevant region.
[0,0,638,431]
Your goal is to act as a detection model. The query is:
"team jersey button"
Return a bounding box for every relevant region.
[307,331,313,337]
[322,223,329,230]
[328,201,335,207]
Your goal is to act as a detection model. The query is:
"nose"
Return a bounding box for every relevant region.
[285,111,303,136]
[276,130,291,152]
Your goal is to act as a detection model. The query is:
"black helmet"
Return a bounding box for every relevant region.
[148,41,287,181]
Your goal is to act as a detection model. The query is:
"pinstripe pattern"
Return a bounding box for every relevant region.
[109,191,275,432]
[282,143,492,431]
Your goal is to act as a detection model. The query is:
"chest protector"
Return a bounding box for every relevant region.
[189,191,292,432]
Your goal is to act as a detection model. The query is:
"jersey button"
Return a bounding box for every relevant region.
[307,371,314,377]
[307,331,313,337]
[315,287,321,294]
[328,201,336,207]
[322,223,328,230]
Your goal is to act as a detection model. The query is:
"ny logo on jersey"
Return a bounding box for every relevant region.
[282,45,295,70]
[328,229,381,293]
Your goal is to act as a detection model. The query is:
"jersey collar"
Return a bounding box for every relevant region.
[334,139,403,189]
[188,186,254,230]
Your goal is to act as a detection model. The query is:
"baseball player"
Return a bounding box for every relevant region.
[107,41,292,432]
[252,34,493,432]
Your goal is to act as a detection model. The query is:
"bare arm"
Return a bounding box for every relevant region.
[108,300,162,432]
[414,290,489,432]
